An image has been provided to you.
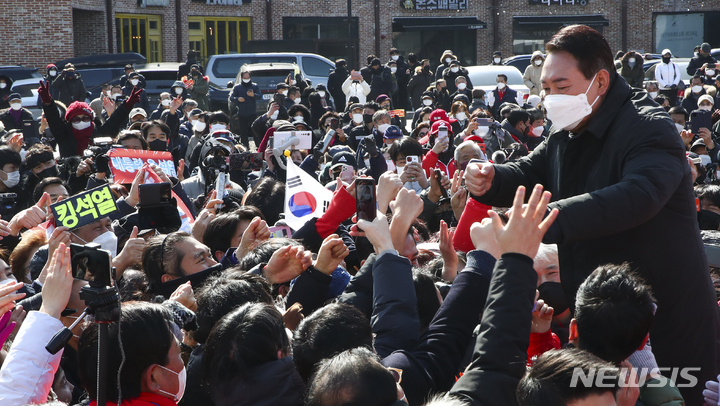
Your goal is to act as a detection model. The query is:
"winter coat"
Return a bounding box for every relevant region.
[52,72,87,106]
[229,81,261,117]
[367,66,393,102]
[341,77,371,105]
[0,75,13,110]
[407,67,433,110]
[473,75,720,405]
[187,74,210,111]
[211,357,305,406]
[619,52,645,88]
[490,86,518,118]
[0,107,35,133]
[327,65,349,110]
[442,67,473,95]
[687,53,717,78]
[523,51,544,95]
[656,61,681,90]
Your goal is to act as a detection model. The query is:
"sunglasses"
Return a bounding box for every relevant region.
[387,367,403,384]
[418,131,429,137]
[71,116,92,124]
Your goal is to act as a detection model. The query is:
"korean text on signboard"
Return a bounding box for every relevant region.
[415,0,468,11]
[528,0,588,5]
[107,149,177,184]
[51,185,118,230]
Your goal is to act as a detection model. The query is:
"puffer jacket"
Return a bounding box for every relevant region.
[523,51,544,96]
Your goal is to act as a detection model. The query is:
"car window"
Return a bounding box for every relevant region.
[213,56,297,78]
[78,68,124,90]
[467,69,524,87]
[301,57,333,77]
[0,69,42,81]
[11,83,36,98]
[248,69,295,90]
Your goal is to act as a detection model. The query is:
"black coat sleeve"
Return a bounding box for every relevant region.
[285,266,332,316]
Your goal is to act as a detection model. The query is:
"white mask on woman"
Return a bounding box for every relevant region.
[455,112,466,121]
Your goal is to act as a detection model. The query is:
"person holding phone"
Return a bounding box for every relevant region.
[388,137,428,193]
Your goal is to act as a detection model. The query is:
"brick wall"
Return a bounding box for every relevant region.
[73,8,109,56]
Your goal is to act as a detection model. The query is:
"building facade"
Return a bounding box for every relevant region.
[3,0,719,72]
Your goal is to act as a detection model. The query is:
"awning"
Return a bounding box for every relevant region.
[513,14,610,27]
[392,17,487,32]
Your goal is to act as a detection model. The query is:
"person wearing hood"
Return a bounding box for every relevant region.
[341,69,371,105]
[442,60,473,95]
[367,58,393,103]
[0,75,13,110]
[186,64,210,111]
[315,83,334,111]
[0,93,35,135]
[407,59,433,110]
[619,51,644,88]
[523,51,545,96]
[390,48,411,110]
[170,81,189,101]
[39,80,140,157]
[327,59,350,112]
[40,64,60,101]
[490,51,503,66]
[687,42,717,82]
[123,72,151,115]
[435,50,455,81]
[52,63,86,107]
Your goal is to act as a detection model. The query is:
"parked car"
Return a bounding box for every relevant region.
[82,67,127,101]
[93,63,183,107]
[206,52,334,89]
[0,65,42,82]
[230,63,300,114]
[10,78,41,118]
[464,65,527,107]
[501,54,537,75]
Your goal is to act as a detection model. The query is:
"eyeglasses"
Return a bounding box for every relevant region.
[387,367,403,384]
[71,116,92,124]
[418,131,429,137]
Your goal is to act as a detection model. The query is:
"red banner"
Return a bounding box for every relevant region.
[107,149,177,184]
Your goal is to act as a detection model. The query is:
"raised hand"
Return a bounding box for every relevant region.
[489,184,558,259]
[237,217,271,258]
[263,245,313,284]
[376,172,403,214]
[450,169,467,220]
[530,298,554,334]
[113,226,144,277]
[283,302,304,331]
[39,243,73,319]
[352,212,394,254]
[8,192,50,236]
[170,281,197,312]
[469,218,501,259]
[126,87,143,109]
[464,162,495,197]
[314,234,350,275]
[38,80,53,105]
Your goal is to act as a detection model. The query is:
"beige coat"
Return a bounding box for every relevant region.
[523,51,545,95]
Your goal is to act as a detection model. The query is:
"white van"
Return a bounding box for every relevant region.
[205,52,335,89]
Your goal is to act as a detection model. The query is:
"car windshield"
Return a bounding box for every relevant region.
[213,57,296,79]
[77,68,125,89]
[467,69,525,87]
[247,70,295,91]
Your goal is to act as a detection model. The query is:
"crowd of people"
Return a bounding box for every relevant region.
[0,23,719,406]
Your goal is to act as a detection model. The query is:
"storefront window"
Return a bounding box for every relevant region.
[653,12,720,57]
[282,17,359,63]
[116,14,162,62]
[188,16,251,65]
[512,16,608,56]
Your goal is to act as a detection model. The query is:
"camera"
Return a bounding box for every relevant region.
[82,137,115,173]
[0,193,17,218]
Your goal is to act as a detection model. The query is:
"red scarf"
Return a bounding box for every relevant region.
[89,392,177,406]
[74,123,95,155]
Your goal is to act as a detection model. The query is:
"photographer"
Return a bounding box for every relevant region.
[182,137,244,204]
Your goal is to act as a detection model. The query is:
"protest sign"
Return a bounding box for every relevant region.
[108,149,177,183]
[50,184,118,230]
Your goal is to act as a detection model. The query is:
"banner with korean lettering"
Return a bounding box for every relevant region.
[414,0,468,10]
[108,149,177,184]
[51,185,119,230]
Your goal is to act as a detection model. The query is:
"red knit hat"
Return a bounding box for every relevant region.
[429,109,456,125]
[46,64,57,71]
[65,101,94,122]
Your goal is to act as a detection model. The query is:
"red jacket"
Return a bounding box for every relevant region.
[453,198,493,253]
[422,149,457,180]
[527,330,561,366]
[90,392,176,406]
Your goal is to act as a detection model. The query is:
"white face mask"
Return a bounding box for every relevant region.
[493,57,501,64]
[294,97,301,104]
[692,85,703,94]
[242,78,251,83]
[534,60,542,66]
[377,123,390,134]
[628,58,636,64]
[280,90,288,96]
[352,113,363,124]
[270,110,279,120]
[0,83,6,89]
[161,99,171,107]
[93,231,118,258]
[157,365,187,402]
[390,67,397,74]
[497,82,506,90]
[294,115,304,122]
[700,105,713,111]
[210,123,226,133]
[455,112,466,121]
[475,126,490,138]
[707,69,716,76]
[193,121,206,132]
[648,91,658,98]
[49,70,58,77]
[1,170,20,188]
[318,91,326,98]
[10,103,21,111]
[391,55,399,61]
[130,79,139,86]
[531,125,544,137]
[457,83,467,90]
[675,123,685,134]
[72,121,93,131]
[174,87,184,95]
[543,73,599,131]
[385,159,396,172]
[105,90,112,97]
[423,99,433,106]
[445,58,452,64]
[451,67,459,73]
[112,93,122,98]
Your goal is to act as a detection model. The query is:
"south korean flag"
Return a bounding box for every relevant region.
[284,161,333,230]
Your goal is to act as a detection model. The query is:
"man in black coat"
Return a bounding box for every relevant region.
[490,74,518,119]
[465,25,719,405]
[687,42,717,83]
[327,59,349,113]
[390,48,411,110]
[0,93,37,138]
[366,59,392,103]
[52,64,87,107]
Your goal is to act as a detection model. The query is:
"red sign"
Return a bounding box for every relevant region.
[107,149,177,184]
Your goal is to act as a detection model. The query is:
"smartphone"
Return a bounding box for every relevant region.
[355,178,377,221]
[138,182,171,207]
[215,171,227,199]
[330,118,339,130]
[269,225,292,238]
[406,155,420,165]
[229,152,263,171]
[691,110,712,134]
[70,243,113,286]
[339,165,355,183]
[476,118,492,127]
[438,125,449,143]
[434,169,449,199]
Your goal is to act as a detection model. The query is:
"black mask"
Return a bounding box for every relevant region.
[149,139,168,152]
[537,281,569,314]
[698,210,720,230]
[423,65,430,72]
[363,114,374,124]
[662,57,671,64]
[35,165,59,180]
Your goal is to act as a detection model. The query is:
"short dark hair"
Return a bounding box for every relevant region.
[78,302,176,402]
[305,347,397,406]
[0,146,22,167]
[364,102,381,112]
[117,130,149,150]
[545,25,616,80]
[203,302,290,390]
[292,303,373,382]
[318,111,340,129]
[696,184,720,209]
[33,177,69,203]
[574,263,654,364]
[141,232,194,288]
[497,74,508,82]
[243,177,285,225]
[507,109,531,127]
[388,136,424,162]
[141,120,171,140]
[517,348,620,406]
[203,206,264,258]
[692,75,703,84]
[668,105,689,121]
[207,111,230,125]
[526,108,544,123]
[193,270,273,344]
[472,88,486,99]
